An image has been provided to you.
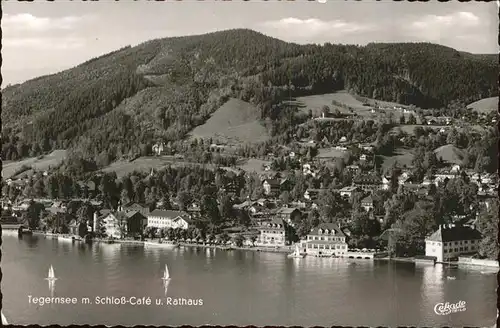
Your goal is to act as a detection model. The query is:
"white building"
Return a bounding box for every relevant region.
[152,142,165,156]
[300,223,348,257]
[425,224,482,263]
[338,186,359,198]
[381,176,391,190]
[147,210,191,230]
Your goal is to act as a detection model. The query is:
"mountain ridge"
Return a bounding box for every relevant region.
[2,28,497,164]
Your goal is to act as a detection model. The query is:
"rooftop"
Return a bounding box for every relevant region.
[148,209,189,218]
[426,224,482,242]
[309,223,345,237]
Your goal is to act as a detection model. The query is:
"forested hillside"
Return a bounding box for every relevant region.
[2,29,497,164]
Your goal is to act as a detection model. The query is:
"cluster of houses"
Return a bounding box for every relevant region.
[1,150,495,261]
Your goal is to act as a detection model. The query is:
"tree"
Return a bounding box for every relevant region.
[116,215,128,239]
[76,202,94,228]
[201,194,222,225]
[144,226,158,239]
[218,195,234,222]
[24,200,44,230]
[407,114,417,125]
[475,200,498,260]
[176,191,191,211]
[318,189,347,221]
[250,235,258,247]
[220,232,230,245]
[235,210,251,227]
[321,105,330,117]
[166,228,175,241]
[233,234,245,247]
[94,216,106,237]
[279,191,290,204]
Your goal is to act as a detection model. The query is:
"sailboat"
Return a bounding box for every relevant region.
[1,311,8,325]
[161,264,171,281]
[45,265,57,281]
[288,244,306,258]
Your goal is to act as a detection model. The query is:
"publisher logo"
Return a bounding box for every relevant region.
[434,301,467,315]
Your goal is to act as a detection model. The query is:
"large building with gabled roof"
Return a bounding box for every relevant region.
[425,224,482,262]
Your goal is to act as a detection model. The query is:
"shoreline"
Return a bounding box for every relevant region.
[375,257,416,263]
[23,232,499,268]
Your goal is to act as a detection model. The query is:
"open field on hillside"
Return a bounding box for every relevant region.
[189,98,270,145]
[236,158,272,175]
[390,124,449,135]
[380,148,414,171]
[391,124,485,135]
[317,147,348,160]
[467,97,498,113]
[434,144,464,165]
[3,150,67,179]
[101,156,216,179]
[290,90,410,120]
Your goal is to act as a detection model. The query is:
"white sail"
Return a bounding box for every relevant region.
[46,265,57,280]
[163,264,170,280]
[295,245,300,256]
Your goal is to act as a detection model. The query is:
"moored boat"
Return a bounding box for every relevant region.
[288,244,306,258]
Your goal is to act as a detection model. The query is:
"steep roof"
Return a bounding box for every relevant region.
[275,207,301,215]
[263,179,280,187]
[309,223,345,237]
[426,224,482,242]
[148,209,189,218]
[361,195,373,204]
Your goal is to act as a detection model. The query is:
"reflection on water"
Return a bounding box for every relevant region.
[47,280,55,298]
[163,279,171,296]
[420,263,444,319]
[2,235,496,327]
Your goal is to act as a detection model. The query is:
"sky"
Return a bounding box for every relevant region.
[2,1,498,86]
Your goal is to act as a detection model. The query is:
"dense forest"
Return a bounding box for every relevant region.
[2,29,497,163]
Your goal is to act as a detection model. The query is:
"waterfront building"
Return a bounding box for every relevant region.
[256,218,290,247]
[425,224,483,262]
[147,209,191,230]
[301,223,348,256]
[100,211,145,239]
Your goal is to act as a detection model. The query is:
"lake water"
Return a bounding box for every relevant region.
[2,232,497,327]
